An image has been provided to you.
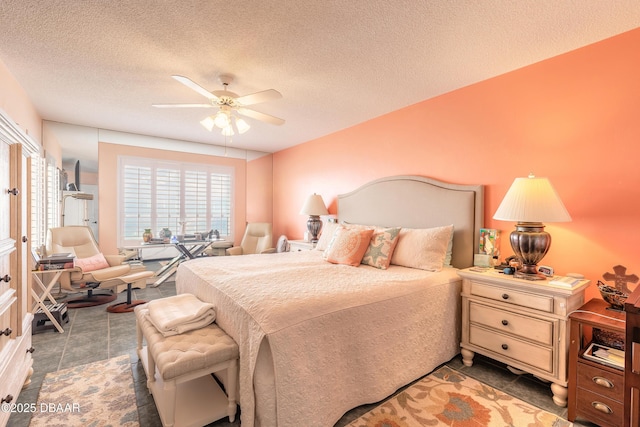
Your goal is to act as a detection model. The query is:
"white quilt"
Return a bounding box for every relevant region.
[176,250,461,427]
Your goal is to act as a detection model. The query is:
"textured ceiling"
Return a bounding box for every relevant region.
[1,1,639,171]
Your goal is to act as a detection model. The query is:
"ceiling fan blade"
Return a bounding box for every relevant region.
[235,89,282,106]
[237,107,285,126]
[172,75,219,101]
[152,103,214,108]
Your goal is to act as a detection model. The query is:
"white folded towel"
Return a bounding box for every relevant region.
[146,294,216,337]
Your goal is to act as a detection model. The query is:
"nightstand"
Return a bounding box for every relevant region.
[624,285,640,427]
[289,240,316,252]
[458,267,590,407]
[568,299,626,427]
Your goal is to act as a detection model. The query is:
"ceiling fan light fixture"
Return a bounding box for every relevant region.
[221,125,234,136]
[200,116,215,132]
[235,117,250,134]
[214,111,230,128]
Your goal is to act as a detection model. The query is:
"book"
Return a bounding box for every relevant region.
[39,253,74,263]
[548,276,582,287]
[583,342,624,370]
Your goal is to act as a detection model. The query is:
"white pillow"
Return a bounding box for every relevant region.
[315,221,340,251]
[390,225,454,271]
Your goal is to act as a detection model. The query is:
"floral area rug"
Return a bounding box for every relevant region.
[346,366,572,427]
[29,355,138,427]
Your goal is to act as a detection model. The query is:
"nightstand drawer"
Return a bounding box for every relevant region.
[469,325,553,372]
[469,301,554,345]
[469,281,554,313]
[576,361,623,402]
[575,388,623,427]
[289,240,316,252]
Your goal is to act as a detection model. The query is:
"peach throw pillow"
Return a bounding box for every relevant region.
[74,253,110,272]
[324,226,374,267]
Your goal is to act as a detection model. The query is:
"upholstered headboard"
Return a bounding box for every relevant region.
[338,175,484,269]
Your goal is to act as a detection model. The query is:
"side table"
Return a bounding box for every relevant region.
[458,267,590,407]
[31,269,74,333]
[624,286,640,427]
[568,298,626,427]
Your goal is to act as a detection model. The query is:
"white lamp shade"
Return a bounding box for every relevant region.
[214,111,230,128]
[300,193,328,216]
[200,116,215,132]
[493,175,571,223]
[235,117,251,134]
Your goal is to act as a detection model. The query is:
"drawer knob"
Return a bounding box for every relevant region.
[6,187,19,196]
[592,401,613,414]
[1,394,13,404]
[501,344,509,350]
[592,376,614,389]
[1,327,11,336]
[26,347,35,354]
[501,319,509,326]
[0,274,10,282]
[501,293,509,300]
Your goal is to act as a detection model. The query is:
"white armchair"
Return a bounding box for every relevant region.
[227,223,275,255]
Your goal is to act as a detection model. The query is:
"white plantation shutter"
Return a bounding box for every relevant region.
[118,156,234,246]
[30,154,47,248]
[122,163,152,241]
[155,166,181,233]
[184,170,208,234]
[46,156,60,232]
[210,173,232,236]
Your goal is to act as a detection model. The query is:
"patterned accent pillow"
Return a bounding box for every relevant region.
[361,227,401,269]
[390,225,454,271]
[74,252,110,272]
[324,226,374,267]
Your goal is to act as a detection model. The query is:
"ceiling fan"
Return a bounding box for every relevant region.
[153,74,284,136]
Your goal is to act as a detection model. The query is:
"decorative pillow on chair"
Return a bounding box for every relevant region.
[324,226,374,267]
[390,225,454,271]
[361,227,401,269]
[74,253,110,272]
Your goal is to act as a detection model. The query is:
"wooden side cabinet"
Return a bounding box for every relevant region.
[625,286,640,427]
[568,299,626,427]
[458,268,589,407]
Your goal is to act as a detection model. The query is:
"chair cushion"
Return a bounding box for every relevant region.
[74,252,110,272]
[136,306,239,381]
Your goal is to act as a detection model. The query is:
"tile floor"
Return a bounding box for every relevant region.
[9,261,596,427]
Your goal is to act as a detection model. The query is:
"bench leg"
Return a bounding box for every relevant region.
[136,320,143,354]
[164,380,177,427]
[227,359,238,422]
[147,350,156,392]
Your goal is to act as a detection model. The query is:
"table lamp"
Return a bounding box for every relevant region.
[300,193,328,242]
[493,174,571,280]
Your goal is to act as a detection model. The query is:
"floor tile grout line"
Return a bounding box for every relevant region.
[57,307,77,372]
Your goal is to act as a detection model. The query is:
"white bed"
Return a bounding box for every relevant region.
[176,175,484,427]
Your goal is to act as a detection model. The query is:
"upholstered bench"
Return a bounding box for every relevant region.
[135,304,239,427]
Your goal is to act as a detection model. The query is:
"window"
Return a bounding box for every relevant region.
[118,156,234,246]
[30,154,46,248]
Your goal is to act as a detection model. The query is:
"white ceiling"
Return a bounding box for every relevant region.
[1,1,639,171]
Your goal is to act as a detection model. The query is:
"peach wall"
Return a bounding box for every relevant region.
[0,58,42,145]
[98,142,247,255]
[246,154,273,223]
[273,28,640,300]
